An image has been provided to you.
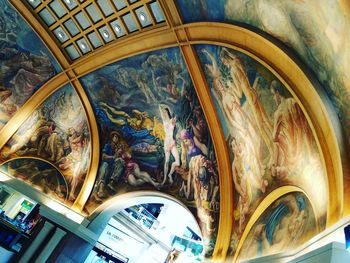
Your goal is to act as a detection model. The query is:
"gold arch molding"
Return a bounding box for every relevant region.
[60,22,344,227]
[0,156,70,197]
[0,2,345,260]
[232,186,319,262]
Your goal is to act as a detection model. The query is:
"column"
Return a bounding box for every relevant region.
[19,221,54,263]
[34,227,67,263]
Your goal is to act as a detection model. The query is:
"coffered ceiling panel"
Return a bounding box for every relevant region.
[24,0,166,60]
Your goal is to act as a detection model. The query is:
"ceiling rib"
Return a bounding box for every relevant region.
[6,1,344,262]
[157,1,234,260]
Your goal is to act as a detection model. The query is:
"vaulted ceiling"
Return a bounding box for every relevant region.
[0,0,349,262]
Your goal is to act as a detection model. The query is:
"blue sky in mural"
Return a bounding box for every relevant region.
[0,0,61,72]
[176,0,225,22]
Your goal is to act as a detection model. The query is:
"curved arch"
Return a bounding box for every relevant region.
[0,3,345,261]
[181,22,344,225]
[0,73,69,150]
[232,186,319,262]
[0,156,69,202]
[87,190,202,239]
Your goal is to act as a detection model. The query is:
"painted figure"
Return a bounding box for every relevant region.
[240,194,312,259]
[159,104,180,185]
[59,127,88,200]
[271,83,313,181]
[231,138,252,235]
[94,132,125,199]
[220,47,273,156]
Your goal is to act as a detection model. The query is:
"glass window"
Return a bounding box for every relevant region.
[49,0,67,18]
[75,12,91,30]
[150,1,165,23]
[64,19,80,37]
[65,44,80,60]
[38,8,56,26]
[97,0,114,17]
[122,13,138,33]
[86,4,102,23]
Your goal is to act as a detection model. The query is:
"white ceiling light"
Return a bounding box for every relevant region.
[80,43,86,50]
[102,30,110,38]
[139,12,146,22]
[57,31,64,39]
[114,25,121,33]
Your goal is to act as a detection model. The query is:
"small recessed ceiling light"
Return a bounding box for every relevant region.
[80,43,86,49]
[65,0,72,4]
[29,0,35,2]
[139,12,146,22]
[102,30,109,38]
[114,25,121,33]
[57,31,64,39]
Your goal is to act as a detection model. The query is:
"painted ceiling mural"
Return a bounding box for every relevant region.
[238,192,317,261]
[195,44,327,255]
[0,0,60,130]
[0,158,69,203]
[80,47,220,256]
[176,0,350,148]
[0,84,91,206]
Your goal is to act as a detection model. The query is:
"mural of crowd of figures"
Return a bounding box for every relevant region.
[176,0,350,148]
[0,84,91,205]
[0,0,60,130]
[80,47,220,256]
[238,192,317,261]
[195,44,327,255]
[0,158,68,202]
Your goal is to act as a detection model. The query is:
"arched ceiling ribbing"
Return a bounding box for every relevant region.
[0,0,347,262]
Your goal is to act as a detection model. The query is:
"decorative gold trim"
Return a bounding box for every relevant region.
[232,186,318,262]
[0,73,69,150]
[180,45,233,260]
[1,2,345,260]
[71,80,100,212]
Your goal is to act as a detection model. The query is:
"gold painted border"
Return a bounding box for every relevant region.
[71,80,100,212]
[232,186,319,262]
[180,45,233,260]
[2,1,345,260]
